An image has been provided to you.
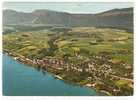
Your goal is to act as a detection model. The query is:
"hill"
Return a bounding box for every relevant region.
[3,7,133,31]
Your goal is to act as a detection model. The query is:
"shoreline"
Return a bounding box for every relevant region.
[3,50,106,95]
[4,50,133,96]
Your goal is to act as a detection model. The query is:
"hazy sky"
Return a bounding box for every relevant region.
[3,2,133,14]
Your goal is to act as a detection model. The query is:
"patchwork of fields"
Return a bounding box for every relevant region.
[3,26,133,95]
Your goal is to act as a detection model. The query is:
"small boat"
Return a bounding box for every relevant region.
[14,57,19,60]
[54,75,63,80]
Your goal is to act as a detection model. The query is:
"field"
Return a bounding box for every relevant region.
[3,27,133,64]
[3,26,133,95]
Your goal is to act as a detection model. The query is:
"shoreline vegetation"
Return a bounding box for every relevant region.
[3,48,133,96]
[3,26,133,96]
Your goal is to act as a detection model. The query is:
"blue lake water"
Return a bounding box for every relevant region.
[3,54,98,96]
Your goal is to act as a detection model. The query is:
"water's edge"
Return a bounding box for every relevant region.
[3,53,101,96]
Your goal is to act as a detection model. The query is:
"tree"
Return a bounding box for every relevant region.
[38,48,52,58]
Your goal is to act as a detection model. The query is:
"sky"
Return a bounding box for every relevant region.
[3,2,133,14]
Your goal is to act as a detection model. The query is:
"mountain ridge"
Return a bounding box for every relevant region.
[3,7,133,31]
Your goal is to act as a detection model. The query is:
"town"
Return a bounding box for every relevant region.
[5,49,133,96]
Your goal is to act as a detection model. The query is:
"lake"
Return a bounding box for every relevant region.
[3,54,99,96]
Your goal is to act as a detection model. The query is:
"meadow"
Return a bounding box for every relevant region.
[3,26,133,95]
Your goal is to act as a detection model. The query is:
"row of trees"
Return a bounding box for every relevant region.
[38,35,58,58]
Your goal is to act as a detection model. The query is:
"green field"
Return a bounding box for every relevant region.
[3,27,133,64]
[3,26,133,96]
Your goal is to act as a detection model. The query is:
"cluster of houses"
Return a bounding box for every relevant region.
[8,50,133,96]
[6,50,126,76]
[9,50,131,82]
[15,53,114,80]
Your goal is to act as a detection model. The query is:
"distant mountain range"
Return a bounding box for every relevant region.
[3,7,133,31]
